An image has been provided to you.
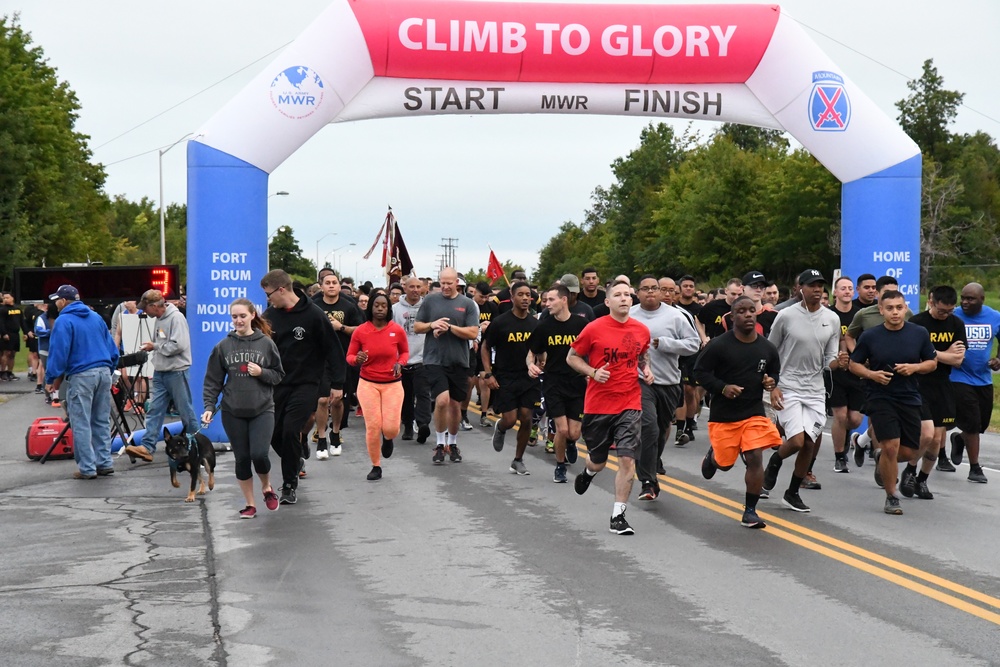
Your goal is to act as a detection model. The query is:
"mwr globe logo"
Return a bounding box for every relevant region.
[270,66,324,119]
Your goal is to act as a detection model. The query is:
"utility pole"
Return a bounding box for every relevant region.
[439,237,459,271]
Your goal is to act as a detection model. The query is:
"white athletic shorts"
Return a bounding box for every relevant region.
[775,390,826,442]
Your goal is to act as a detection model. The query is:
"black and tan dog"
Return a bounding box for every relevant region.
[164,428,216,502]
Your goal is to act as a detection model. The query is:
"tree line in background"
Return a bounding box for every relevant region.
[536,60,1000,293]
[3,13,998,296]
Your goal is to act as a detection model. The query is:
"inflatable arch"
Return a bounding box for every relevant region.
[187,0,920,438]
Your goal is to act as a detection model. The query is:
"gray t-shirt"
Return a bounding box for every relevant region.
[416,293,480,367]
[768,302,840,395]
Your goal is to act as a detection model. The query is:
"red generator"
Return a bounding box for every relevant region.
[26,417,74,461]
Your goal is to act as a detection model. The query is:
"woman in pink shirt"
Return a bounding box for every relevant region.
[346,291,409,480]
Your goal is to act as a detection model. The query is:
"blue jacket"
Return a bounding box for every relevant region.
[45,301,119,382]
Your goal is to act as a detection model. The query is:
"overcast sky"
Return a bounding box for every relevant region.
[8,0,999,282]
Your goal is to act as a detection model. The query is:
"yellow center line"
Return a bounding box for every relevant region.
[470,408,1000,622]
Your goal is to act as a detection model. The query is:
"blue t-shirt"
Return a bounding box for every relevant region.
[951,305,1000,386]
[851,322,936,406]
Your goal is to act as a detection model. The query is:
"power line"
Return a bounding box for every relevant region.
[93,41,292,152]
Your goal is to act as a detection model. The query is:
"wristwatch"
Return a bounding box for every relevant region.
[482,372,493,379]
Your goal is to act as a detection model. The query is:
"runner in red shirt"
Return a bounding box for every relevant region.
[567,281,654,535]
[347,291,409,481]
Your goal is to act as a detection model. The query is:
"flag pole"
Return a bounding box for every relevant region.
[488,244,511,286]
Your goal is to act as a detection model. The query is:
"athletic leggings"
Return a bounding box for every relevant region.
[222,411,274,481]
[356,378,403,466]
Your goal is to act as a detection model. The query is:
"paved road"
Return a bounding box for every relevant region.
[2,387,999,666]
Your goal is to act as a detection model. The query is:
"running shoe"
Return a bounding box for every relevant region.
[759,488,770,499]
[852,432,865,468]
[510,459,529,475]
[239,506,257,519]
[684,427,696,443]
[566,441,578,464]
[701,447,718,480]
[741,507,766,529]
[329,445,342,457]
[935,454,956,473]
[950,432,965,466]
[834,458,849,473]
[432,445,445,464]
[298,458,307,479]
[656,459,666,475]
[450,444,462,463]
[763,454,782,491]
[801,472,822,490]
[574,471,594,495]
[96,467,115,477]
[263,489,279,511]
[367,466,382,481]
[316,448,329,461]
[638,483,657,501]
[545,441,555,454]
[781,490,810,513]
[311,430,319,443]
[402,424,414,441]
[675,429,690,447]
[381,437,394,459]
[884,496,903,515]
[279,486,297,505]
[968,464,988,484]
[416,424,431,444]
[527,427,538,446]
[553,462,568,484]
[479,414,490,428]
[460,418,473,431]
[492,421,506,452]
[899,468,917,497]
[609,512,634,535]
[914,480,934,500]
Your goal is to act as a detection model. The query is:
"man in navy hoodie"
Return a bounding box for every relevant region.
[44,285,120,480]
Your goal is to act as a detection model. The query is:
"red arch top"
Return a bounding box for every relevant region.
[350,1,780,84]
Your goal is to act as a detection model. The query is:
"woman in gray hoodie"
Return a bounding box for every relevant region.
[202,298,285,519]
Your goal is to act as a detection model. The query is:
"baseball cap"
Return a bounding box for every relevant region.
[798,269,825,285]
[49,285,80,301]
[559,274,581,293]
[741,271,767,287]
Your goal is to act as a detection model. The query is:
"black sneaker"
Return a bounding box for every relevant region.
[675,429,690,447]
[684,427,696,443]
[900,468,917,497]
[968,464,988,484]
[834,458,849,473]
[656,459,666,475]
[279,486,297,505]
[402,424,414,441]
[781,490,810,513]
[609,511,634,535]
[914,480,934,499]
[553,462,568,483]
[492,421,506,452]
[759,487,770,499]
[367,466,382,481]
[936,455,956,473]
[450,444,462,463]
[741,507,766,529]
[637,483,657,501]
[566,441,578,465]
[432,445,445,464]
[574,471,594,495]
[763,454,782,491]
[950,432,965,466]
[381,437,394,459]
[416,424,431,444]
[884,495,903,515]
[852,433,865,468]
[701,447,718,480]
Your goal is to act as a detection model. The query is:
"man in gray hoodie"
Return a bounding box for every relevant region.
[125,290,200,462]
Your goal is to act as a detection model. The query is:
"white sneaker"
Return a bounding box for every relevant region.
[330,445,342,456]
[316,448,329,461]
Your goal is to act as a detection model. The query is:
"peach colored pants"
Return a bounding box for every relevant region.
[356,378,403,466]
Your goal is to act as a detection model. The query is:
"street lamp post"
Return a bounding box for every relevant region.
[323,243,356,274]
[315,232,338,272]
[158,132,196,264]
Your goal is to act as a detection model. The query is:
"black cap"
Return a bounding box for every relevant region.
[797,269,825,285]
[741,271,766,287]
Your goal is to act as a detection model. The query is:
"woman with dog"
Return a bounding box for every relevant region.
[346,290,409,481]
[202,298,285,518]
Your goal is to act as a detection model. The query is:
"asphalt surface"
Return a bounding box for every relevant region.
[2,379,999,666]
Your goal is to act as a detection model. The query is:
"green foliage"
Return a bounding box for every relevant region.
[896,59,964,164]
[0,15,110,286]
[268,227,315,280]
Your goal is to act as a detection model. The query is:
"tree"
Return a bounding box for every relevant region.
[896,59,964,164]
[0,15,110,284]
[268,227,315,283]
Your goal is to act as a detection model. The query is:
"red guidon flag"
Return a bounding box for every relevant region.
[486,249,506,285]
